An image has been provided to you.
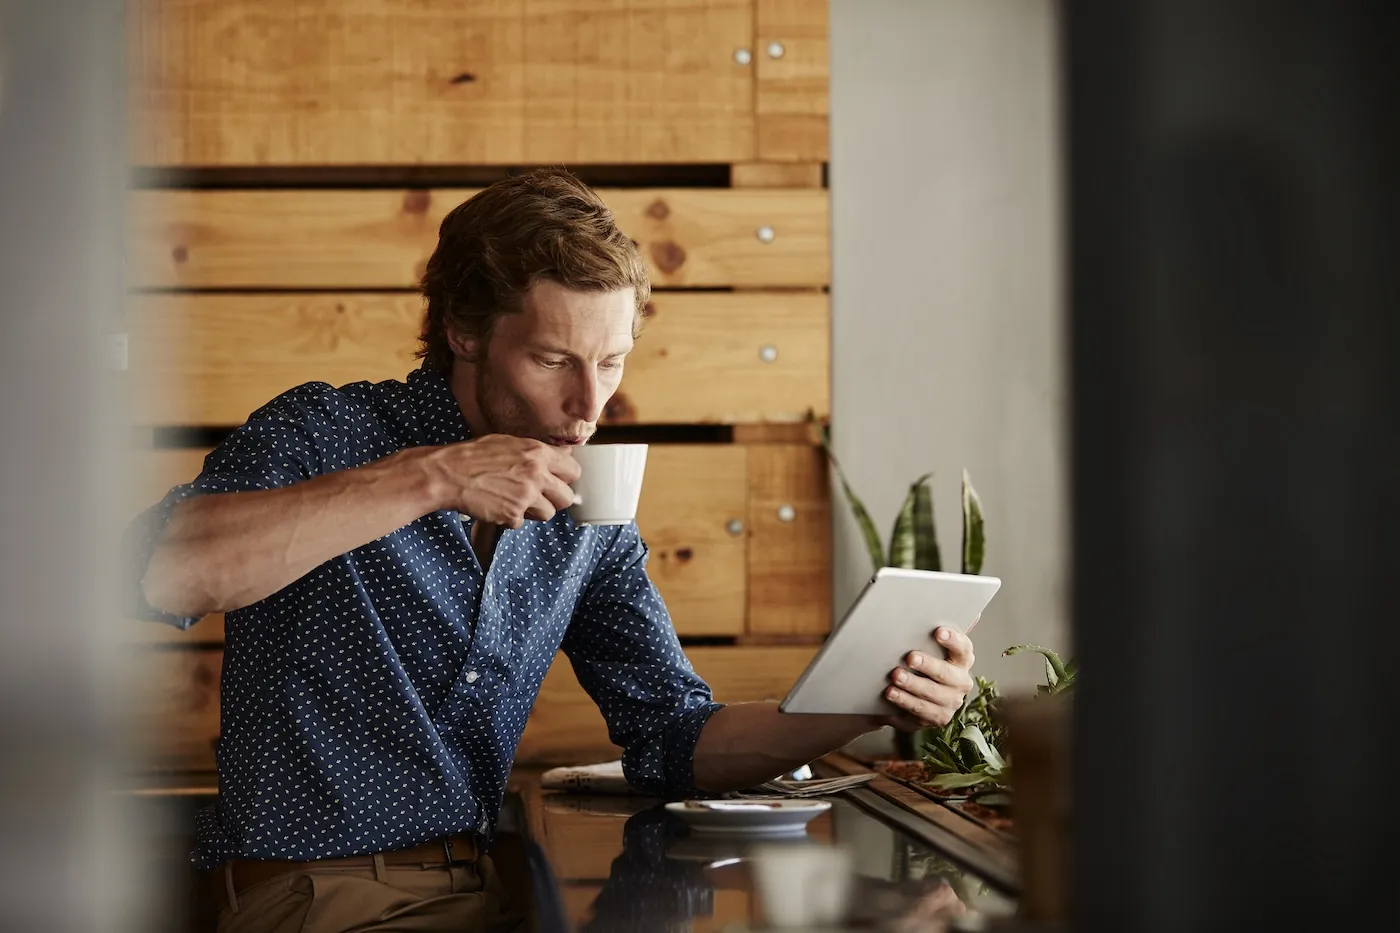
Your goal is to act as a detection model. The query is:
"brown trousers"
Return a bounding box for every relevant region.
[215,854,528,933]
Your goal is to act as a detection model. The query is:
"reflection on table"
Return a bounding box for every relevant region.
[528,788,1016,933]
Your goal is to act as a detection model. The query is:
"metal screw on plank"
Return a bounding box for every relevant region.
[759,345,779,363]
[756,225,775,243]
[777,504,796,523]
[726,519,745,536]
[733,48,752,65]
[767,41,786,59]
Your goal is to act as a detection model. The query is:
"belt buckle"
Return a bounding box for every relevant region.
[442,837,456,865]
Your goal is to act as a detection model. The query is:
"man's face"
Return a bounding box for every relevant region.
[452,280,635,446]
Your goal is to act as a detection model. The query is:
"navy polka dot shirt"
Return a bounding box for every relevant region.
[124,366,724,869]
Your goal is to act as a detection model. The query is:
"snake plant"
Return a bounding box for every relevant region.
[816,421,985,576]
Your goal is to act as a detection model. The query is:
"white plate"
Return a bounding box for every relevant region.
[664,799,831,836]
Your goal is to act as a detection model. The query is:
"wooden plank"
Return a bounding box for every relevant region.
[128,0,528,167]
[521,0,754,164]
[745,444,831,635]
[730,162,823,188]
[129,0,754,167]
[633,445,749,636]
[755,0,830,161]
[128,293,423,426]
[123,646,222,774]
[127,291,829,426]
[123,443,750,638]
[605,291,830,425]
[130,644,819,773]
[129,188,830,289]
[516,645,819,763]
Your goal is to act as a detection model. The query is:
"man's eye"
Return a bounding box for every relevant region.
[600,359,624,371]
[538,358,566,369]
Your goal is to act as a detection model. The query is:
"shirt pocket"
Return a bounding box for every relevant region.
[501,570,588,679]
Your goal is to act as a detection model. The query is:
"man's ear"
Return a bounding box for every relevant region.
[445,327,480,363]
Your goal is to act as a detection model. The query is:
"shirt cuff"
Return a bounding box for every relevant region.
[659,700,727,798]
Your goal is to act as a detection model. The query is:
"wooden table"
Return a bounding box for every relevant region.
[506,754,1020,933]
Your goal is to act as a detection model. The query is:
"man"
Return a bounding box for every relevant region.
[126,168,978,933]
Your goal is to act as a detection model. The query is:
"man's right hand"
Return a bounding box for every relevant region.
[412,435,583,528]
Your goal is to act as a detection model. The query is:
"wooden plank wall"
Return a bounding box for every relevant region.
[124,0,832,780]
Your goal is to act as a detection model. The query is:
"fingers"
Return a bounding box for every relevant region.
[540,475,578,512]
[541,445,583,483]
[522,496,557,523]
[883,634,977,727]
[884,679,966,726]
[932,627,976,669]
[903,649,975,695]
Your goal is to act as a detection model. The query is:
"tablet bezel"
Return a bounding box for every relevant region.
[777,567,1002,716]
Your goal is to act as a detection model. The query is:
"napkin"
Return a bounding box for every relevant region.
[540,759,632,794]
[539,759,875,798]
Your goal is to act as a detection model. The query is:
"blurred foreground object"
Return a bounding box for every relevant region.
[0,0,132,930]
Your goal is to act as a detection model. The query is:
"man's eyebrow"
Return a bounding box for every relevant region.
[530,343,631,358]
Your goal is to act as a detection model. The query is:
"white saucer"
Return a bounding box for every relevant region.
[664,799,831,836]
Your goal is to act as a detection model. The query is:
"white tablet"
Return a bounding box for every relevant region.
[779,567,1002,716]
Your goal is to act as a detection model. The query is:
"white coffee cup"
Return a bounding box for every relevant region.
[568,443,648,526]
[748,840,856,928]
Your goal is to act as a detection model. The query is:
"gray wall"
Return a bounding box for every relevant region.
[828,0,1067,691]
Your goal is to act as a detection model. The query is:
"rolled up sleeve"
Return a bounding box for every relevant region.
[561,523,724,797]
[121,383,342,629]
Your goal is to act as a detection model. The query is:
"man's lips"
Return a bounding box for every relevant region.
[549,436,588,446]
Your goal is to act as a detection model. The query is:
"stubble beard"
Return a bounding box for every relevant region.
[475,360,540,441]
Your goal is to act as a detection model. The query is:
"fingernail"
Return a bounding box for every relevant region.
[886,687,899,700]
[939,629,953,642]
[909,652,923,667]
[895,670,907,684]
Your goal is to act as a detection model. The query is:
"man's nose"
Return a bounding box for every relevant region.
[565,366,606,424]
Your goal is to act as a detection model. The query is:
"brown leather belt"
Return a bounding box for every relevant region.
[210,833,480,909]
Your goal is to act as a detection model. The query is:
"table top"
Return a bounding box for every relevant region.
[507,763,1019,933]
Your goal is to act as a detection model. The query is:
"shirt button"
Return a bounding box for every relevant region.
[465,670,479,684]
[485,582,494,599]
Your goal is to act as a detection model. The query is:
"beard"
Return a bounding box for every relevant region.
[474,359,593,444]
[474,360,540,440]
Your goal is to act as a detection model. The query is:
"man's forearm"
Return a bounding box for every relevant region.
[691,701,883,793]
[142,448,438,619]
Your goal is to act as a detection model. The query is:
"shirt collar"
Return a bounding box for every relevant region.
[406,364,475,447]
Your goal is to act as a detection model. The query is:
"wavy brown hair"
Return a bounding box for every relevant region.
[417,168,651,371]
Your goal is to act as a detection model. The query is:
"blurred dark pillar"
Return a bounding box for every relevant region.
[1067,1,1398,930]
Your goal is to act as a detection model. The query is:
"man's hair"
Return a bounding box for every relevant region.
[417,168,651,371]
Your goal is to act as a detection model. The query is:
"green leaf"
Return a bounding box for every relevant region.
[921,746,963,775]
[816,422,886,573]
[888,473,932,568]
[1003,644,1070,685]
[961,469,985,575]
[911,475,941,571]
[958,725,1006,773]
[930,770,999,790]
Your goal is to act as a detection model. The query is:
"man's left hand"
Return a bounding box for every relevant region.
[881,627,976,731]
